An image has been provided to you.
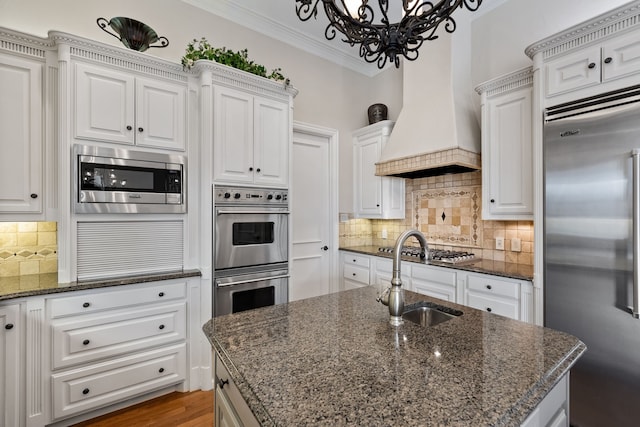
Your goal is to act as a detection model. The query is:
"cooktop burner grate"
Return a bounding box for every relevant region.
[377,246,478,264]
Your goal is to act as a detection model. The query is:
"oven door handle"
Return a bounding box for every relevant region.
[215,274,290,287]
[216,209,290,215]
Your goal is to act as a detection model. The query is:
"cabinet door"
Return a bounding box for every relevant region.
[1,304,20,427]
[0,53,42,213]
[354,135,382,217]
[213,87,254,184]
[602,31,640,83]
[253,97,289,187]
[75,62,135,144]
[215,386,242,427]
[485,86,533,219]
[411,265,457,302]
[545,45,601,97]
[136,77,186,151]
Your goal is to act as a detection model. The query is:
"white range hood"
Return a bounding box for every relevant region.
[375,26,481,178]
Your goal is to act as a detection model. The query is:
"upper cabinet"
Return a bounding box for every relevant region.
[74,62,186,151]
[213,86,289,187]
[353,120,405,219]
[0,47,43,215]
[476,68,533,220]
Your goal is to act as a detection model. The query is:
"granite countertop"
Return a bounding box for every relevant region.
[0,269,201,302]
[341,245,534,281]
[204,287,585,426]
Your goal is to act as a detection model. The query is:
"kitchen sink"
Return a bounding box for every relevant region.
[402,302,462,327]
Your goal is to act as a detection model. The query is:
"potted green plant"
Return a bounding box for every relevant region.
[181,37,288,84]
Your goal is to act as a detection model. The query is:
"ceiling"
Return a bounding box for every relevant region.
[182,0,510,77]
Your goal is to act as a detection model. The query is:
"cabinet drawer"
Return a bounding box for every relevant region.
[343,264,369,285]
[467,293,519,319]
[344,253,370,269]
[49,281,187,319]
[51,302,186,369]
[51,343,186,420]
[467,275,519,299]
[412,264,456,286]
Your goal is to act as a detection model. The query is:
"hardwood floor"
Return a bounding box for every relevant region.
[71,390,214,427]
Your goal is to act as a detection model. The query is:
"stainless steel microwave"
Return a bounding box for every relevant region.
[73,145,186,214]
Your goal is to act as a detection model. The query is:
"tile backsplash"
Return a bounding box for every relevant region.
[0,222,58,277]
[339,171,534,266]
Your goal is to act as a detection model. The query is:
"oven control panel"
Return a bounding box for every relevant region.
[214,186,288,205]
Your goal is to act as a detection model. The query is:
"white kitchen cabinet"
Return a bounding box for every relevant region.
[0,303,21,427]
[476,67,533,220]
[545,31,640,98]
[521,374,569,427]
[213,85,289,187]
[372,257,410,294]
[462,272,533,322]
[46,280,188,422]
[353,121,405,219]
[340,251,372,290]
[410,263,457,302]
[0,52,43,214]
[75,62,186,150]
[214,353,259,427]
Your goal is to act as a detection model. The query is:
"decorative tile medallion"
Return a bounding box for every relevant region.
[413,186,482,247]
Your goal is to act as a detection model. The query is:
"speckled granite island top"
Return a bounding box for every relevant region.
[341,245,534,281]
[204,287,585,426]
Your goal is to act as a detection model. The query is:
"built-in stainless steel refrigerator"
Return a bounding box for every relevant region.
[544,86,640,426]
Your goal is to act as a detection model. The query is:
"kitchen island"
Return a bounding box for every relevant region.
[204,286,585,426]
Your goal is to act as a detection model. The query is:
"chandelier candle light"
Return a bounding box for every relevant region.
[295,0,482,68]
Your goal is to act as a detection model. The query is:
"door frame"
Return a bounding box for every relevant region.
[292,121,340,293]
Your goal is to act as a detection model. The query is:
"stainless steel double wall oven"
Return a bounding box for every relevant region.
[213,186,289,316]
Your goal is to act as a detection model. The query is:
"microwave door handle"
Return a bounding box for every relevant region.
[216,209,291,215]
[633,149,640,319]
[216,274,290,287]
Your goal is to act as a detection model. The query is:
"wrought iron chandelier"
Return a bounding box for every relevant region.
[295,0,482,68]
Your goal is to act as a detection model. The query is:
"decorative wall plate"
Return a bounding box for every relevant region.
[97,17,169,52]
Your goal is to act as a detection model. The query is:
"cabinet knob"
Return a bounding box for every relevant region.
[490,199,495,203]
[218,378,229,389]
[486,285,492,290]
[249,167,253,172]
[5,323,14,330]
[83,339,90,345]
[588,62,596,69]
[256,168,261,173]
[486,307,492,312]
[376,204,380,207]
[604,57,613,64]
[138,127,144,132]
[126,125,132,131]
[30,193,38,199]
[82,302,91,308]
[159,324,165,330]
[159,292,165,297]
[352,273,356,276]
[159,368,165,373]
[321,246,329,251]
[82,388,90,395]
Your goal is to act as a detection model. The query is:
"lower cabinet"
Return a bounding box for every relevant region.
[340,252,371,290]
[521,374,569,427]
[410,263,457,302]
[46,280,189,423]
[1,303,21,427]
[215,353,259,427]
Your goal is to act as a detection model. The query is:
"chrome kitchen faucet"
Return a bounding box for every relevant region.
[377,229,429,326]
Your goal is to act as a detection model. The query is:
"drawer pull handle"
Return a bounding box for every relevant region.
[126,125,132,131]
[30,193,38,199]
[159,292,165,297]
[83,339,90,345]
[5,323,14,330]
[486,285,492,290]
[159,324,165,330]
[604,57,613,64]
[486,307,492,312]
[588,62,596,69]
[159,368,165,373]
[138,127,144,132]
[82,302,90,308]
[218,378,229,389]
[82,388,90,395]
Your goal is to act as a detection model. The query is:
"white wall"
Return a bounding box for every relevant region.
[0,0,402,212]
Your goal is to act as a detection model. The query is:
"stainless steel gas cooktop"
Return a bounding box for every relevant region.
[377,246,478,264]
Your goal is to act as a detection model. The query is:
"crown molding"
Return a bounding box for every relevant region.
[181,0,388,77]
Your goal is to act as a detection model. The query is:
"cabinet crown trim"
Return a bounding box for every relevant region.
[475,66,533,96]
[193,59,298,99]
[525,1,640,60]
[0,27,50,60]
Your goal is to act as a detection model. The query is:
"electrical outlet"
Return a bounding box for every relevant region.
[512,238,521,252]
[381,228,388,239]
[495,237,505,250]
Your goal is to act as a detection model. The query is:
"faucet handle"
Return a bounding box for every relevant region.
[377,286,391,305]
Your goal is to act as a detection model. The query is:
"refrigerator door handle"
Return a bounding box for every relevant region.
[633,149,640,318]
